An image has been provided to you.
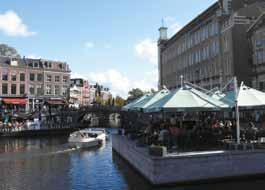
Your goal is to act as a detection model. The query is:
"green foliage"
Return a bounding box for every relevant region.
[0,44,20,58]
[127,88,144,102]
[115,96,125,107]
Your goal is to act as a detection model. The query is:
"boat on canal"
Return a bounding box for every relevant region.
[68,128,107,149]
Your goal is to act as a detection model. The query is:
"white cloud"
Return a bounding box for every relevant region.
[85,42,95,48]
[135,38,157,65]
[73,69,158,98]
[164,16,182,37]
[169,22,182,36]
[27,54,41,59]
[71,72,87,79]
[0,10,35,37]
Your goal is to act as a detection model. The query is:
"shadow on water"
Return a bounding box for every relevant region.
[112,146,265,190]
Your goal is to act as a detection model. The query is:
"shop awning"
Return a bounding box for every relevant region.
[46,99,66,105]
[2,98,27,105]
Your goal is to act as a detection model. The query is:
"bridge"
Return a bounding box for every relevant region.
[0,105,123,137]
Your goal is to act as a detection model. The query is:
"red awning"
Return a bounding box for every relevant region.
[46,100,65,105]
[2,98,27,105]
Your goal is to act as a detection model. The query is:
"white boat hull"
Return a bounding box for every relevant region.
[68,140,100,149]
[68,128,107,149]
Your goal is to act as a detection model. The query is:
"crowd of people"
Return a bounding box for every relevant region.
[120,111,265,152]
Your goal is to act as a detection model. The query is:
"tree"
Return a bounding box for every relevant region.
[127,88,144,102]
[0,44,20,58]
[115,96,125,107]
[150,88,156,94]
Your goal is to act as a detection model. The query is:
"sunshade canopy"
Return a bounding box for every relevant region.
[122,94,152,111]
[219,84,265,108]
[131,89,170,111]
[145,84,229,113]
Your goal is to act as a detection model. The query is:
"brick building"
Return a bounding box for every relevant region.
[70,78,90,107]
[0,56,71,111]
[158,0,265,90]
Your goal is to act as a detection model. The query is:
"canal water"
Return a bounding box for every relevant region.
[0,129,265,190]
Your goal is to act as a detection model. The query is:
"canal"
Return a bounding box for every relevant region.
[0,129,265,190]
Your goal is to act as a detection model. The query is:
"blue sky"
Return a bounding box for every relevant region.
[0,0,216,97]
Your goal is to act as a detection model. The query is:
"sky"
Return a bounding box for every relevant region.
[0,0,217,98]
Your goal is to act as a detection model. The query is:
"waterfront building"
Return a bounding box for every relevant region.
[89,84,112,105]
[101,87,112,104]
[158,0,265,90]
[0,56,71,111]
[70,78,90,107]
[247,13,265,91]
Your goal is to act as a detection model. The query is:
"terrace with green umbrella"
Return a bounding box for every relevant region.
[145,83,229,113]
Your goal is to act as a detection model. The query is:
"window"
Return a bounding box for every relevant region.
[11,84,16,95]
[2,84,8,94]
[34,62,38,68]
[11,73,16,81]
[63,76,68,83]
[37,74,43,82]
[62,86,68,96]
[2,73,8,81]
[36,85,43,95]
[47,75,52,82]
[30,73,35,81]
[256,40,263,48]
[55,85,60,95]
[257,51,263,64]
[20,73,25,81]
[55,76,60,82]
[29,85,35,95]
[46,85,52,95]
[20,84,25,95]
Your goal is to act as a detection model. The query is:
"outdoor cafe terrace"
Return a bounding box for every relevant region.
[120,78,265,155]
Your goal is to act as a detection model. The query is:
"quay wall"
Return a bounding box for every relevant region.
[112,135,265,185]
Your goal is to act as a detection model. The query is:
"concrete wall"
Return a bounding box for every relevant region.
[113,134,265,185]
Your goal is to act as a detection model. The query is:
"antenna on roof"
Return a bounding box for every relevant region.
[161,18,165,27]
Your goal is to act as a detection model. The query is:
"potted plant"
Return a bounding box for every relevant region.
[148,144,167,157]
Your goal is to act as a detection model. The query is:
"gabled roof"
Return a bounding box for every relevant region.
[247,12,265,35]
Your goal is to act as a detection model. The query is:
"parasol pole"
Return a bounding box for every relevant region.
[180,75,184,88]
[234,77,240,144]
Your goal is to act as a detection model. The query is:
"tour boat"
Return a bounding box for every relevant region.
[68,128,107,149]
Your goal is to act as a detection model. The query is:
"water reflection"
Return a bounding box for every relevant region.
[1,133,265,190]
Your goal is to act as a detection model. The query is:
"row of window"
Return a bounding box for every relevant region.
[1,84,25,95]
[0,72,69,83]
[27,61,69,71]
[164,40,220,69]
[0,84,68,96]
[165,21,219,60]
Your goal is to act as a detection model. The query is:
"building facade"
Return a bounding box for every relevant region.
[158,0,265,90]
[0,56,71,111]
[70,78,90,107]
[247,13,265,91]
